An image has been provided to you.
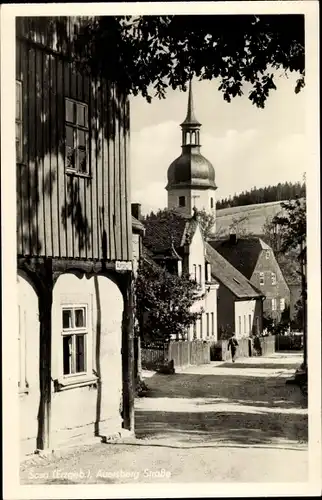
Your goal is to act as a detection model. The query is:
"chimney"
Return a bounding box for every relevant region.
[131,203,142,220]
[229,233,237,244]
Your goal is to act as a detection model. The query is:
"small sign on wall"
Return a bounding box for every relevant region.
[115,261,132,272]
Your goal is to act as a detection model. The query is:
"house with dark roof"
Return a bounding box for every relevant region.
[206,243,265,339]
[142,209,219,341]
[209,235,290,324]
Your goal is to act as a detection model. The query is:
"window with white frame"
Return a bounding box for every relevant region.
[238,316,242,336]
[271,272,277,285]
[62,305,88,376]
[206,313,210,337]
[243,315,246,334]
[211,312,214,336]
[193,264,197,282]
[265,250,270,259]
[259,272,264,286]
[248,314,252,334]
[65,98,89,174]
[280,298,285,311]
[271,298,277,311]
[16,81,23,163]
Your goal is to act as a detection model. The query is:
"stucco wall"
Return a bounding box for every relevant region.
[51,273,123,447]
[204,286,218,341]
[235,299,262,338]
[185,227,218,341]
[18,273,40,456]
[168,188,216,221]
[251,249,290,322]
[189,225,205,288]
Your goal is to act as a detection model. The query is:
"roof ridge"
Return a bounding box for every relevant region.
[205,242,264,299]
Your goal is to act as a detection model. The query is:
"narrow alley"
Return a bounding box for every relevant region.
[20,352,308,484]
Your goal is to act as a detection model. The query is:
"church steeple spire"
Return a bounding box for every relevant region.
[180,79,201,148]
[181,79,201,127]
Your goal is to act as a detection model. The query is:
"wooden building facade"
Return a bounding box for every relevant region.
[16,17,135,456]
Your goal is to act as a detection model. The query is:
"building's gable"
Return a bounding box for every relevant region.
[205,243,264,299]
[251,248,290,297]
[188,224,206,284]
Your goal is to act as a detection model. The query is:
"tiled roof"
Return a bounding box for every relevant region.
[209,237,271,279]
[132,216,145,233]
[143,211,198,254]
[142,245,168,273]
[205,242,264,299]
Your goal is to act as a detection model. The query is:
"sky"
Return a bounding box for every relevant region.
[129,71,306,215]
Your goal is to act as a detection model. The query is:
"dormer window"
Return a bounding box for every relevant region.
[259,272,264,286]
[179,196,185,207]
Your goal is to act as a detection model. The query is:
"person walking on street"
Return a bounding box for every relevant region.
[228,333,239,363]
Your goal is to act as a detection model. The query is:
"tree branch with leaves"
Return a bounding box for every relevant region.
[72,14,304,108]
[135,263,204,342]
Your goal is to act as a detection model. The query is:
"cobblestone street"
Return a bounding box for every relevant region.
[20,352,308,484]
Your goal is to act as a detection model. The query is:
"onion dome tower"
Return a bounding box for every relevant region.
[166,80,217,218]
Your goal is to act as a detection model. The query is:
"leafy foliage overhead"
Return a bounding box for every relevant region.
[74,14,305,107]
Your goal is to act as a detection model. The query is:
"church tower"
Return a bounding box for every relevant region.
[166,80,217,221]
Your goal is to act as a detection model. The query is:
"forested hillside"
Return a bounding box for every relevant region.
[216,182,306,209]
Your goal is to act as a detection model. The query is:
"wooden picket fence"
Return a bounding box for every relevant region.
[141,340,210,370]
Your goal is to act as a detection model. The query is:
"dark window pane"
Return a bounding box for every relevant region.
[76,335,86,372]
[63,335,73,374]
[66,148,75,169]
[62,309,73,329]
[75,308,85,328]
[65,99,75,123]
[77,104,87,127]
[78,148,87,173]
[66,125,74,148]
[77,129,86,147]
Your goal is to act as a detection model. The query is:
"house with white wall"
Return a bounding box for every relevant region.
[142,209,219,341]
[205,243,265,339]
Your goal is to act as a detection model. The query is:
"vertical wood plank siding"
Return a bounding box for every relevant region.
[16,19,132,262]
